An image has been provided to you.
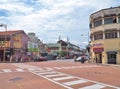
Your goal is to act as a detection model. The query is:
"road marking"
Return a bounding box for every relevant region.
[3,69,12,72]
[12,63,120,89]
[44,67,53,70]
[53,65,101,70]
[79,84,105,89]
[54,67,63,69]
[53,76,75,81]
[37,71,57,75]
[33,70,52,73]
[16,69,25,72]
[31,71,73,89]
[63,80,88,86]
[45,73,67,78]
[28,68,43,71]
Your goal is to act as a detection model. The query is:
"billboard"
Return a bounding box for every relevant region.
[27,41,38,52]
[13,34,22,48]
[0,41,10,48]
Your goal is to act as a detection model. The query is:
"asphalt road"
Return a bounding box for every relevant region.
[0,59,120,89]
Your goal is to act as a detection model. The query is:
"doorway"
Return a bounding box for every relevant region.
[95,53,102,63]
[0,49,4,62]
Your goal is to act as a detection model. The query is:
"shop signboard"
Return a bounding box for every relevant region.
[13,34,22,48]
[0,41,10,48]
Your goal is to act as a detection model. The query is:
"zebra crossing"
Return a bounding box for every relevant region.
[0,65,100,73]
[0,68,25,73]
[12,63,120,89]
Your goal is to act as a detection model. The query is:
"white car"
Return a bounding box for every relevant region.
[74,55,89,62]
[75,56,82,61]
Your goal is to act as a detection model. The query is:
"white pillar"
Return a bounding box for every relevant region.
[117,30,119,38]
[103,32,105,39]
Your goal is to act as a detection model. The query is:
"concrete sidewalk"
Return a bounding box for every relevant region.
[98,63,120,68]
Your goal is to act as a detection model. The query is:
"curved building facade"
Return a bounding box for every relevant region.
[90,6,120,64]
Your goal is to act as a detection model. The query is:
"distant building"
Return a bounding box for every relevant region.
[46,40,80,58]
[27,32,46,57]
[90,6,120,64]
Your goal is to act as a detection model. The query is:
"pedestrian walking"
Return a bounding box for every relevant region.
[10,55,13,62]
[81,56,85,63]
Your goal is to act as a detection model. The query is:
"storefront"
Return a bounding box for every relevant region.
[93,47,104,63]
[106,51,117,64]
[0,30,30,62]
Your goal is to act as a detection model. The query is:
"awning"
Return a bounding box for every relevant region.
[93,47,104,52]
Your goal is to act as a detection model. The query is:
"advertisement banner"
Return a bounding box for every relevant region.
[27,41,38,52]
[0,41,10,48]
[13,34,22,48]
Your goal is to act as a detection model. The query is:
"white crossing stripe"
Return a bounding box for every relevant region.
[44,67,53,70]
[63,80,88,86]
[45,73,67,78]
[3,69,12,72]
[16,69,24,72]
[28,68,36,71]
[28,68,43,71]
[79,84,105,89]
[33,70,52,73]
[53,76,75,81]
[54,67,62,69]
[38,71,57,75]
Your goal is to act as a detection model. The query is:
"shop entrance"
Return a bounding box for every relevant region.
[95,53,102,63]
[107,51,117,64]
[0,49,4,62]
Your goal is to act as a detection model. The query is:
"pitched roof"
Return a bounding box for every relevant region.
[0,30,25,35]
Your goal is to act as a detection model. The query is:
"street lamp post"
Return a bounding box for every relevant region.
[0,23,7,62]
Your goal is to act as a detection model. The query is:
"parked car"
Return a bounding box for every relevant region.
[34,56,48,62]
[39,56,48,61]
[47,55,56,60]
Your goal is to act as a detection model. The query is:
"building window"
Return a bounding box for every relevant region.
[0,35,6,41]
[6,36,11,41]
[94,32,103,40]
[105,31,117,39]
[118,17,120,23]
[94,20,102,27]
[50,47,59,50]
[89,23,92,28]
[104,17,116,24]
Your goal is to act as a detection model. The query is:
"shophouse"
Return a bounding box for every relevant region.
[27,32,46,58]
[0,30,30,62]
[90,6,120,64]
[46,40,80,58]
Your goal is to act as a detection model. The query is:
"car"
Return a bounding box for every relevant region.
[74,55,89,63]
[39,56,48,61]
[47,55,56,60]
[34,56,47,62]
[74,56,82,62]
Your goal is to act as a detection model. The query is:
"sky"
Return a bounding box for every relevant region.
[0,0,120,48]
